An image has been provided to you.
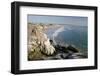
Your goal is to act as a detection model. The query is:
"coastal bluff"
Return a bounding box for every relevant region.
[28,23,86,61]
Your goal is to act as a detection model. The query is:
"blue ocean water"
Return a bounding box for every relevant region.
[44,25,88,56]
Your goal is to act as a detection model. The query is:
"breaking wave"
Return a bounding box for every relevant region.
[52,26,65,45]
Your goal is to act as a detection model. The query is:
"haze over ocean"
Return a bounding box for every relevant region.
[28,15,88,26]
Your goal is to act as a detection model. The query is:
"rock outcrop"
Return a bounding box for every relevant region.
[28,24,56,60]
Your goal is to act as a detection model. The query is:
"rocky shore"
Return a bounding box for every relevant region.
[28,39,87,61]
[28,23,87,61]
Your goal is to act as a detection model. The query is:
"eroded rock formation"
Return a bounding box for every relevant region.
[28,24,56,60]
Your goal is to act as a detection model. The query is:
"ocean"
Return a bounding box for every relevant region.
[44,25,88,57]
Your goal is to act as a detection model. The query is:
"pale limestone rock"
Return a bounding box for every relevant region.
[44,39,56,55]
[28,25,56,55]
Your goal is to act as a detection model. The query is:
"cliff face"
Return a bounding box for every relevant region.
[28,24,56,60]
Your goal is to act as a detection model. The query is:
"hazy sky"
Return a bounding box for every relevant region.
[28,15,88,26]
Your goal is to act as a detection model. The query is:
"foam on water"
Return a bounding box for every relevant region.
[52,26,65,45]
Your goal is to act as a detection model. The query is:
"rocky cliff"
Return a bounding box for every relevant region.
[28,24,56,60]
[28,23,86,61]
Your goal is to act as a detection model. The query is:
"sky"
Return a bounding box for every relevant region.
[28,15,88,26]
